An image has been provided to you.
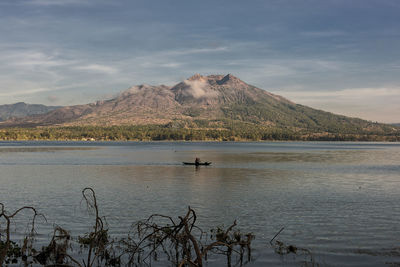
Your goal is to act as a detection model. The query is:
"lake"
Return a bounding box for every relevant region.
[0,141,400,266]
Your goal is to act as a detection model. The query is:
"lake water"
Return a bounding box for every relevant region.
[0,141,400,266]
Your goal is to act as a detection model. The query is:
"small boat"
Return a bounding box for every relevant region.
[182,162,212,166]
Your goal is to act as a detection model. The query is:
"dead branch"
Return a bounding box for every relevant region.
[0,203,43,267]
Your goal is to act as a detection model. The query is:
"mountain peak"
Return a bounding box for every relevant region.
[216,74,244,85]
[185,73,244,85]
[187,73,207,82]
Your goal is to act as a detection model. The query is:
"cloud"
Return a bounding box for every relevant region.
[182,78,220,99]
[26,0,92,6]
[133,45,230,67]
[1,49,118,76]
[183,79,208,98]
[75,64,118,74]
[9,51,75,68]
[0,87,53,97]
[300,30,347,37]
[168,46,229,56]
[160,62,182,68]
[0,81,94,100]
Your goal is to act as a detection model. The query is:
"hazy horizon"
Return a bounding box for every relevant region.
[0,0,399,123]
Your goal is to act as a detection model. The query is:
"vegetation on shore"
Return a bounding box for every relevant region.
[0,121,399,142]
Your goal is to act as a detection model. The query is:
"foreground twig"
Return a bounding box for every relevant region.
[270,227,284,245]
[0,203,44,266]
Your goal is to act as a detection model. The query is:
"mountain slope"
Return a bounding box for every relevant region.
[0,74,398,136]
[0,102,61,122]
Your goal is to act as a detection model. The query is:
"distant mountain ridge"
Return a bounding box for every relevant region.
[0,102,61,122]
[0,74,398,137]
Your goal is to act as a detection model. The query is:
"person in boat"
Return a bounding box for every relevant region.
[195,157,200,165]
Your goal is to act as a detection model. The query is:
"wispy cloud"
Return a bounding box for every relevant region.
[75,64,118,74]
[26,0,92,6]
[168,46,229,56]
[9,51,75,67]
[0,87,53,97]
[159,62,182,68]
[300,30,347,37]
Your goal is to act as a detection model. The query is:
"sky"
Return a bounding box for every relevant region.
[0,0,399,123]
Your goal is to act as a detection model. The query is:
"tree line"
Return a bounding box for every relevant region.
[0,124,398,142]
